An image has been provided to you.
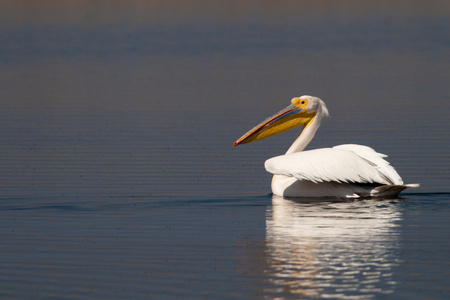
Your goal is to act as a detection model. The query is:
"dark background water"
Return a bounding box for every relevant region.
[0,1,449,299]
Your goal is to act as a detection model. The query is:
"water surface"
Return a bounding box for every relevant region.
[0,1,449,299]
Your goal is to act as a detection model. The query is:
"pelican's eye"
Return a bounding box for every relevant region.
[301,100,305,104]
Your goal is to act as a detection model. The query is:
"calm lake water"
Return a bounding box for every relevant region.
[0,1,449,299]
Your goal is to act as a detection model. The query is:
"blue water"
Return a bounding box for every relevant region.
[1,194,449,299]
[0,1,449,299]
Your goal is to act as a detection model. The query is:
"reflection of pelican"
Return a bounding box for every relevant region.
[265,195,402,299]
[234,96,419,198]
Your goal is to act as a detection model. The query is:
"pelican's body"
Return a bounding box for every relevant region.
[234,95,419,198]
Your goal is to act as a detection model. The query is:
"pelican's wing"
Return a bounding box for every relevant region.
[265,147,400,185]
[332,144,403,185]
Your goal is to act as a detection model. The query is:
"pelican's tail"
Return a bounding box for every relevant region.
[366,183,420,197]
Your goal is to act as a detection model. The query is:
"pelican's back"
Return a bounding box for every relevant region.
[265,144,403,186]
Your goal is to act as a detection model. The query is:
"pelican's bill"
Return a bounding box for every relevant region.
[234,104,315,146]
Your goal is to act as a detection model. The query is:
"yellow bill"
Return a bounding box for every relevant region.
[234,98,316,146]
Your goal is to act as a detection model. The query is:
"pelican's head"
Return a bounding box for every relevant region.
[234,95,328,146]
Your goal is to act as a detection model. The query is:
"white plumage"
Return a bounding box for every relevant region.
[265,145,401,185]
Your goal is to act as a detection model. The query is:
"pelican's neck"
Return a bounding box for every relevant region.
[285,111,323,154]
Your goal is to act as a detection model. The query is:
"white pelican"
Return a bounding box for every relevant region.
[234,95,419,198]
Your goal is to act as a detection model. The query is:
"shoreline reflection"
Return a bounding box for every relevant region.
[265,195,402,299]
